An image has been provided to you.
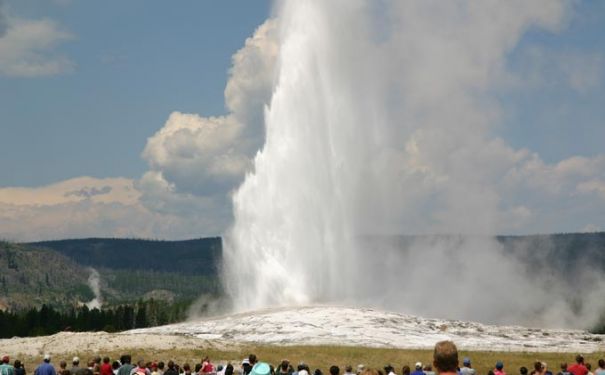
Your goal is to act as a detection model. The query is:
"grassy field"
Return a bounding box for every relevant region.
[18,345,605,375]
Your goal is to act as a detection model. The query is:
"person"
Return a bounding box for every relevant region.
[112,363,121,375]
[494,362,506,375]
[242,361,252,375]
[183,365,192,375]
[71,359,81,375]
[384,366,395,375]
[595,361,605,375]
[460,358,475,375]
[411,363,423,375]
[568,356,588,375]
[225,365,233,375]
[248,358,257,368]
[432,340,458,375]
[34,355,56,375]
[401,367,410,375]
[100,358,112,375]
[344,367,354,375]
[1,356,14,375]
[200,359,213,375]
[520,368,528,375]
[277,361,291,375]
[330,367,340,375]
[586,364,593,375]
[58,362,69,375]
[117,357,134,375]
[531,362,545,375]
[163,362,178,375]
[423,365,435,375]
[558,364,571,375]
[13,361,25,375]
[357,367,365,375]
[131,360,150,375]
[250,364,270,375]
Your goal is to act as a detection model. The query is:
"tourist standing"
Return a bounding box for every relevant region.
[1,356,14,375]
[34,355,56,375]
[432,341,459,375]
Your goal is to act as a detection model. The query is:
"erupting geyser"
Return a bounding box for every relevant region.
[223,0,605,328]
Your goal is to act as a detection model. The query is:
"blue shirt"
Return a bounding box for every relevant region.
[34,362,56,375]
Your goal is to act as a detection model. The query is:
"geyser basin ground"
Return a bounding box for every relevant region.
[133,306,604,352]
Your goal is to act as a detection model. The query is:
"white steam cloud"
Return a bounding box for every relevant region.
[223,0,605,328]
[85,267,102,310]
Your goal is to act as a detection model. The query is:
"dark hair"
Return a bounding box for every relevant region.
[520,367,528,375]
[587,364,592,371]
[576,356,584,364]
[14,360,22,369]
[330,366,340,375]
[561,364,568,371]
[314,370,323,375]
[402,366,410,375]
[598,360,605,369]
[534,362,543,372]
[121,356,131,365]
[346,367,353,373]
[168,361,175,370]
[195,364,202,373]
[158,362,165,370]
[249,355,257,365]
[112,362,121,370]
[225,364,234,375]
[384,366,393,374]
[433,341,459,373]
[281,361,289,371]
[183,364,191,372]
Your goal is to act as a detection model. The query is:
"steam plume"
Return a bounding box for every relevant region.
[223,0,604,328]
[85,268,102,309]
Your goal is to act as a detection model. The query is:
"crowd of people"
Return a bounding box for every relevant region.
[0,341,604,375]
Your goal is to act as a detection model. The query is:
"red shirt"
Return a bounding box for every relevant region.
[100,364,113,375]
[568,364,588,375]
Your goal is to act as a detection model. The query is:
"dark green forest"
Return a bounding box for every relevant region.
[0,299,191,338]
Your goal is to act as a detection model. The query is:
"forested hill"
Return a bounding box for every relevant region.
[28,237,222,276]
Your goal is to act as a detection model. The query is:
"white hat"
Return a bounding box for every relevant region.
[415,363,422,369]
[73,357,80,363]
[44,354,51,361]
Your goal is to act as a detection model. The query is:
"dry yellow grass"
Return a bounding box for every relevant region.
[18,345,605,375]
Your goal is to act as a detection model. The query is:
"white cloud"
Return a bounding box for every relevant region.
[0,5,74,77]
[0,177,204,242]
[138,19,278,226]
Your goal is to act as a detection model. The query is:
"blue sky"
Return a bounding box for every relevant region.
[1,0,271,186]
[0,1,604,240]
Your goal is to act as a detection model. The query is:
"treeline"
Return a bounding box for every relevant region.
[0,299,191,338]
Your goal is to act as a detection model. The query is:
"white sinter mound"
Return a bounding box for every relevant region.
[131,306,605,352]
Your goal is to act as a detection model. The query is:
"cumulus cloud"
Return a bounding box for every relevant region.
[0,2,74,77]
[138,19,278,229]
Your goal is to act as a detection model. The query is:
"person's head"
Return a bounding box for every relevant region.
[281,361,289,372]
[586,364,592,371]
[488,371,495,375]
[44,354,51,363]
[330,366,340,375]
[88,360,95,368]
[433,341,459,374]
[183,364,191,372]
[599,360,605,370]
[463,359,471,368]
[415,364,422,371]
[112,362,121,371]
[103,358,110,365]
[424,365,432,372]
[560,364,567,371]
[94,357,102,365]
[122,356,132,365]
[314,369,323,375]
[60,361,67,369]
[14,360,22,369]
[249,355,257,366]
[158,362,165,370]
[384,366,393,374]
[2,356,9,364]
[402,366,410,375]
[495,363,504,371]
[226,364,234,375]
[168,361,175,370]
[576,356,584,365]
[534,362,543,372]
[137,360,146,369]
[519,367,528,375]
[346,367,353,374]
